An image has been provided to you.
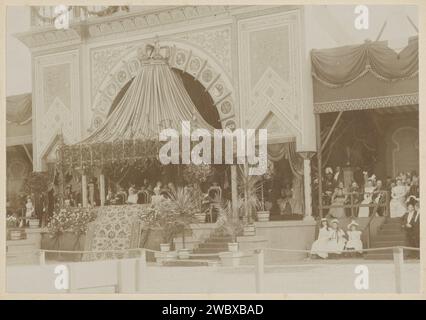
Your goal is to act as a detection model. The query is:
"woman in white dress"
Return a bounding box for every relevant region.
[151,186,165,206]
[25,197,35,218]
[345,221,363,256]
[390,179,408,218]
[327,219,347,257]
[329,183,347,219]
[127,186,138,204]
[358,174,375,218]
[310,218,331,259]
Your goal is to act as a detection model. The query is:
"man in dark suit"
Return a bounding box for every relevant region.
[413,201,420,248]
[372,180,386,216]
[401,197,420,258]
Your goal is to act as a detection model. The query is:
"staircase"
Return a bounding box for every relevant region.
[364,218,409,260]
[162,235,230,267]
[191,235,231,261]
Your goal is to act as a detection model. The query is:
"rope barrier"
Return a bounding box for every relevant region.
[262,246,420,254]
[6,245,420,260]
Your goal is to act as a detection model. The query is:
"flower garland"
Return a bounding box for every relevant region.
[58,139,162,172]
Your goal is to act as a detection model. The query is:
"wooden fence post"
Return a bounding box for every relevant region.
[255,249,264,293]
[115,259,122,293]
[135,249,146,293]
[393,246,404,293]
[39,250,46,265]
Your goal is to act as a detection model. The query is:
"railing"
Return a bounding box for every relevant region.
[364,200,382,249]
[318,190,390,218]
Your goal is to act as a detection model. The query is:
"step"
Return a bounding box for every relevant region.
[208,237,233,243]
[380,229,405,235]
[189,254,220,261]
[162,260,210,267]
[198,243,229,249]
[371,240,407,248]
[193,247,227,254]
[380,225,403,231]
[374,234,407,242]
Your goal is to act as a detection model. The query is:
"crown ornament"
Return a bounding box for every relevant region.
[137,36,170,64]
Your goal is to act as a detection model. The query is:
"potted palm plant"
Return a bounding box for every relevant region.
[214,201,244,266]
[215,201,243,252]
[152,187,201,259]
[238,166,269,235]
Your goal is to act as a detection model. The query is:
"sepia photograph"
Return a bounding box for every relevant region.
[4,4,420,295]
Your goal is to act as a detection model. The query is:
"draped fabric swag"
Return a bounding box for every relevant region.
[267,142,304,214]
[311,37,418,88]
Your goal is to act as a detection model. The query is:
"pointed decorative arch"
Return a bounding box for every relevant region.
[89,39,237,134]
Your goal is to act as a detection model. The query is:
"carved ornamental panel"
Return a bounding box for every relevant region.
[238,10,303,143]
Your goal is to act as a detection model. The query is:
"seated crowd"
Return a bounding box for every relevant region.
[311,166,420,258]
[316,166,419,219]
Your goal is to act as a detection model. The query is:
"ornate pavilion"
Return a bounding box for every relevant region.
[7,5,418,263]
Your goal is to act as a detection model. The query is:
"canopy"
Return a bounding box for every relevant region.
[59,42,214,171]
[312,37,418,113]
[80,47,213,144]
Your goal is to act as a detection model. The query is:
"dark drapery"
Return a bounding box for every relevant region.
[267,142,304,213]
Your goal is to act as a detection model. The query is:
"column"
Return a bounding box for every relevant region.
[231,165,238,218]
[99,174,106,206]
[81,173,88,207]
[303,158,314,221]
[316,114,323,218]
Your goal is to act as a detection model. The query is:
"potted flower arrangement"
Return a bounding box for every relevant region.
[46,206,96,261]
[7,215,25,240]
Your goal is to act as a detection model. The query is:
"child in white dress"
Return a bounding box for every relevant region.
[327,219,347,257]
[345,220,363,256]
[310,218,330,259]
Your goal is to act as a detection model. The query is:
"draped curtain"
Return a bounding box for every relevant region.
[311,38,418,88]
[267,142,304,214]
[80,60,214,144]
[6,93,32,125]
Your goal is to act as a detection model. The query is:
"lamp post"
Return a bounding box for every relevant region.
[298,151,316,221]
